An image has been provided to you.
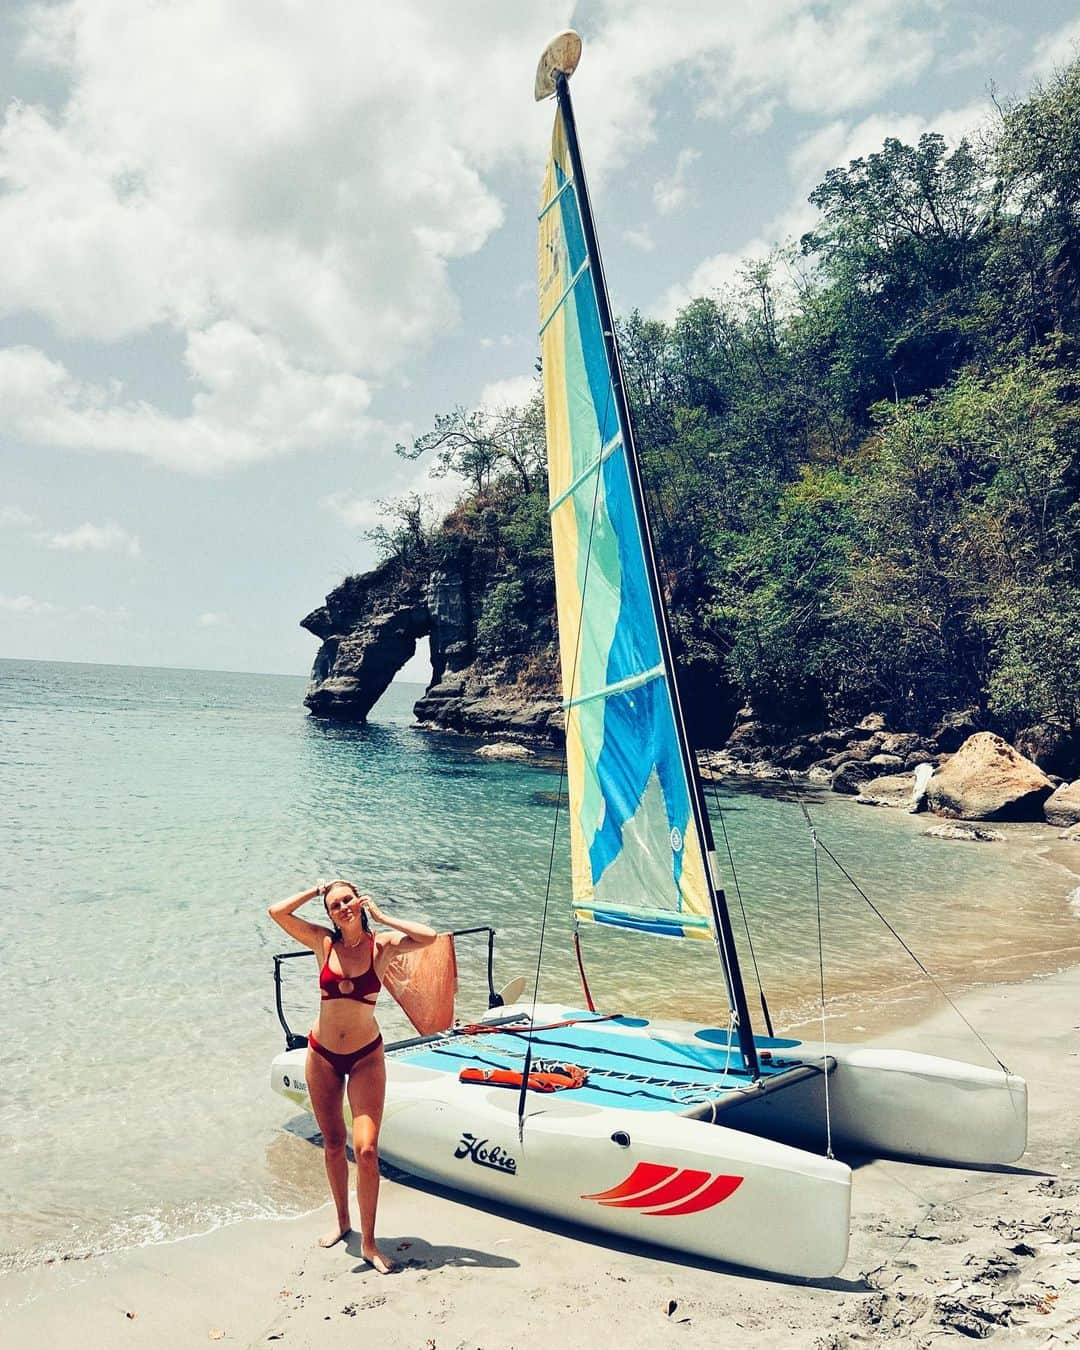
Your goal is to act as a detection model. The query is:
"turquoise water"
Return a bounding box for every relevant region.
[1,657,1077,1271]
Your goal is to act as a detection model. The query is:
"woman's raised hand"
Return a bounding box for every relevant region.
[359,895,385,924]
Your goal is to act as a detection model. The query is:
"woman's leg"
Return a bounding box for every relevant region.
[346,1045,394,1273]
[304,1045,351,1247]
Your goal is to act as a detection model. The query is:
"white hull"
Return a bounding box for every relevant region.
[270,1004,1026,1279]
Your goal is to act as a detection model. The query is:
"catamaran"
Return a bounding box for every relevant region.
[271,31,1027,1279]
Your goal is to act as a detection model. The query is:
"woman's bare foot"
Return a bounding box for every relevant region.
[318,1226,351,1248]
[361,1243,396,1274]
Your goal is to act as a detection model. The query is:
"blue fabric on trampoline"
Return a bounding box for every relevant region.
[391,1017,801,1114]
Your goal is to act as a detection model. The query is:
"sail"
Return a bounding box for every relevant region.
[538,107,713,942]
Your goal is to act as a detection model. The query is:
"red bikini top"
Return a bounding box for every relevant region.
[319,934,381,1004]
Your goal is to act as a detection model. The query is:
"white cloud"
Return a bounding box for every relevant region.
[0,505,38,527]
[79,603,129,621]
[0,328,376,472]
[322,446,465,533]
[744,99,779,135]
[0,3,569,470]
[43,521,141,556]
[1027,17,1080,78]
[0,592,61,614]
[198,611,225,627]
[939,24,1013,75]
[477,374,538,411]
[572,0,936,177]
[623,226,655,252]
[0,5,568,367]
[320,491,385,531]
[654,148,700,215]
[653,240,773,321]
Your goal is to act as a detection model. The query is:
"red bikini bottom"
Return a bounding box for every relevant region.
[307,1032,383,1077]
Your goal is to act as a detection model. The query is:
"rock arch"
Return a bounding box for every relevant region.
[300,556,471,723]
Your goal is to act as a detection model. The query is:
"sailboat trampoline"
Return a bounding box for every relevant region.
[271,31,1028,1280]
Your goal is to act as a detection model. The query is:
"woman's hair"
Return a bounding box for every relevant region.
[322,879,370,939]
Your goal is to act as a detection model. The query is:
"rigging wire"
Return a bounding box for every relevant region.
[791,783,1011,1077]
[708,776,774,1036]
[802,803,835,1160]
[622,333,773,1045]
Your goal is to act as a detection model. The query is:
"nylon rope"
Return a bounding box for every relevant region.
[802,803,835,1160]
[708,775,774,1036]
[791,782,1011,1076]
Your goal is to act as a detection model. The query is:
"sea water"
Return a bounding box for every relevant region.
[1,657,1077,1271]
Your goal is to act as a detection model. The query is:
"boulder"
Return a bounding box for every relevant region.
[854,772,915,808]
[725,718,766,753]
[853,765,935,811]
[924,823,1006,843]
[774,741,818,769]
[904,749,946,771]
[1044,780,1080,828]
[867,753,904,772]
[878,732,927,759]
[925,733,1055,821]
[1015,723,1080,778]
[831,760,878,794]
[828,738,880,764]
[932,707,985,753]
[854,712,887,735]
[476,741,536,760]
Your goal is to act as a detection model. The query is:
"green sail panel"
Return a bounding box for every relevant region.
[538,108,713,942]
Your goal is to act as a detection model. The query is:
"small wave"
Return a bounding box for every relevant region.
[0,1197,312,1277]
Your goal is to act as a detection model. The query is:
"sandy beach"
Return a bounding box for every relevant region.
[4,965,1078,1349]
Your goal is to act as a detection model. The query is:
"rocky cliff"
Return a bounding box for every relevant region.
[301,544,563,741]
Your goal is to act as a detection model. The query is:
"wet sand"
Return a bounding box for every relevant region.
[4,965,1078,1349]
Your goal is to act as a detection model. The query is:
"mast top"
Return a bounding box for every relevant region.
[534,30,581,102]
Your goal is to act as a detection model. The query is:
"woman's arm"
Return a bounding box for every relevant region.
[268,884,331,952]
[364,898,437,954]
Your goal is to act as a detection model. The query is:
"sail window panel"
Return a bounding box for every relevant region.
[582,681,712,923]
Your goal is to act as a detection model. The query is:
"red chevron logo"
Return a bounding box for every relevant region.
[581,1162,743,1216]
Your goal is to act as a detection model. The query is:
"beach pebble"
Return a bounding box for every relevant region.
[923,823,1006,842]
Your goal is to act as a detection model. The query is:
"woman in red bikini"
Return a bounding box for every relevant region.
[268,879,437,1272]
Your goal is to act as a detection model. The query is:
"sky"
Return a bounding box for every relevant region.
[2,1,1078,682]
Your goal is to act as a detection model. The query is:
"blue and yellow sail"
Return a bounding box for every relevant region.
[538,108,714,943]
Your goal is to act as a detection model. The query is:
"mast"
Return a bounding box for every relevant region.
[547,58,759,1079]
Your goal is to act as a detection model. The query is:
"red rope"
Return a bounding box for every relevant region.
[573,930,597,1012]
